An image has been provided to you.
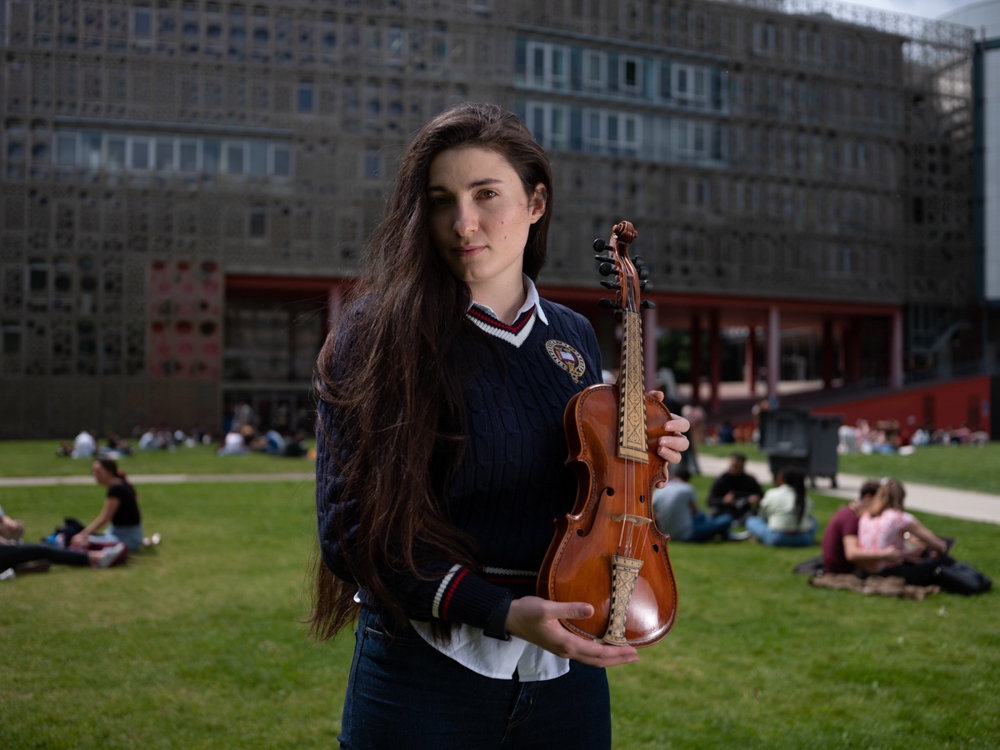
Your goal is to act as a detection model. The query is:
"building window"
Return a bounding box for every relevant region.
[203,139,221,172]
[107,137,126,168]
[180,140,198,171]
[364,150,380,180]
[131,138,150,169]
[29,259,48,291]
[297,83,314,112]
[155,139,175,171]
[249,140,268,174]
[273,146,291,176]
[134,8,152,37]
[249,205,266,237]
[226,143,245,174]
[56,133,77,165]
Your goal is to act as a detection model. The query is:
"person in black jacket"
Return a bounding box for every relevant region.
[707,453,763,523]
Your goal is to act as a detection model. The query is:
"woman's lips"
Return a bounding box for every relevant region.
[454,245,485,257]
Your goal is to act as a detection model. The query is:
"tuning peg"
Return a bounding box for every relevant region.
[641,299,656,309]
[598,262,614,277]
[593,238,607,252]
[633,255,645,268]
[639,280,651,291]
[594,254,612,263]
[598,298,617,310]
[638,267,650,280]
[600,280,620,290]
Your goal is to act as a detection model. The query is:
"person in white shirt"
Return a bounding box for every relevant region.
[746,467,818,547]
[71,430,97,459]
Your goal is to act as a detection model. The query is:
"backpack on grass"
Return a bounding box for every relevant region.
[932,561,992,595]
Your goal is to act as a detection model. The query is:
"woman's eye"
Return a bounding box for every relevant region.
[478,189,497,200]
[428,195,451,208]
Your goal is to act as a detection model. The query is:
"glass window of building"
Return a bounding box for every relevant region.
[273,146,291,176]
[155,139,174,170]
[249,205,266,237]
[297,82,314,112]
[249,141,268,174]
[134,8,152,37]
[180,140,198,171]
[203,139,221,172]
[131,138,150,169]
[226,142,245,174]
[364,150,380,179]
[81,132,101,168]
[56,133,77,164]
[107,136,126,168]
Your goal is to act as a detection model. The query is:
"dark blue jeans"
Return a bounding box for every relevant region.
[685,512,733,542]
[339,605,612,750]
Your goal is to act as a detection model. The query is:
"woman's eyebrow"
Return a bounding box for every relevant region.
[427,177,503,193]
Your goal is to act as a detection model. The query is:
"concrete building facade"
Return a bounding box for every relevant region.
[0,0,981,437]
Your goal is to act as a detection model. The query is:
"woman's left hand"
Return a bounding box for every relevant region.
[648,390,690,486]
[70,532,88,548]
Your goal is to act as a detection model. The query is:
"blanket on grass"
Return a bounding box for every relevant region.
[809,573,940,601]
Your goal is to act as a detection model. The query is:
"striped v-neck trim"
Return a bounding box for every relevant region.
[466,304,537,348]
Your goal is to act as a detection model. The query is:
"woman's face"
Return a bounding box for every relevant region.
[91,461,109,483]
[427,146,545,299]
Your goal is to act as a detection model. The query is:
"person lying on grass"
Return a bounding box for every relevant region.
[1,541,126,574]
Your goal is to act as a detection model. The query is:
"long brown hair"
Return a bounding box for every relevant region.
[308,103,554,641]
[867,478,906,517]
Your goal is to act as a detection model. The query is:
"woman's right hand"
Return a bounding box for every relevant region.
[504,596,639,668]
[70,532,88,548]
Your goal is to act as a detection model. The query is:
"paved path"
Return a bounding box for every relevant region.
[0,472,315,488]
[4,461,1000,526]
[698,455,1000,526]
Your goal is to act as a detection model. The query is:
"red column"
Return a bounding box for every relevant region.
[822,317,833,389]
[690,311,702,407]
[709,309,720,413]
[767,305,780,398]
[747,325,757,396]
[889,309,903,389]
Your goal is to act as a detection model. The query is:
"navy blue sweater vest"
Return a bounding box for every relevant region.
[316,298,603,630]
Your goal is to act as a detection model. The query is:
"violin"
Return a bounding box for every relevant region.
[537,220,678,647]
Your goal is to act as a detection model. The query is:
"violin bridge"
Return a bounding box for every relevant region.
[611,513,651,526]
[603,555,644,645]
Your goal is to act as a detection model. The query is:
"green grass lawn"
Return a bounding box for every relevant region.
[699,442,1000,495]
[2,476,997,749]
[0,441,315,478]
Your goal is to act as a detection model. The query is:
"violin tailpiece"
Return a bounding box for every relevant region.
[603,555,644,645]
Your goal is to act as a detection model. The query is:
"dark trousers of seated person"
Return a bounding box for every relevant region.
[0,543,90,569]
[709,497,754,524]
[875,556,955,586]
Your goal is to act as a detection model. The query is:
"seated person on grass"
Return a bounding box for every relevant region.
[1,540,125,573]
[707,453,763,523]
[745,468,817,547]
[858,478,951,586]
[821,479,903,575]
[652,467,733,542]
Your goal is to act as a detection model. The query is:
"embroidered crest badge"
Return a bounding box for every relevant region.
[545,340,586,384]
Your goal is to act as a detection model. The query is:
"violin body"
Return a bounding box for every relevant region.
[536,219,678,648]
[537,384,678,646]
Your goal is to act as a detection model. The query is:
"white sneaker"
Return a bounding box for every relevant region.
[95,543,126,569]
[0,567,15,581]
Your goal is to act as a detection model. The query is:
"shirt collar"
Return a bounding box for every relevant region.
[467,274,548,326]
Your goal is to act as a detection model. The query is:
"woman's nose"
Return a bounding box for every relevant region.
[452,200,478,237]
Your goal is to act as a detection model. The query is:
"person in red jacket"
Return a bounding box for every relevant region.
[821,479,902,574]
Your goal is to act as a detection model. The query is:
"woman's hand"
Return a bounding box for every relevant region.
[505,596,639,668]
[647,390,690,487]
[70,532,89,548]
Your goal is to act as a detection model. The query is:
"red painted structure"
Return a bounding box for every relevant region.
[225,275,907,419]
[813,375,992,436]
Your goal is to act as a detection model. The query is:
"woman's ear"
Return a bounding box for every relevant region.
[528,183,547,224]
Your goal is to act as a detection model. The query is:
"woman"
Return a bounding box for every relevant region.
[311,103,690,749]
[70,459,143,552]
[1,540,125,573]
[858,478,950,584]
[746,467,817,547]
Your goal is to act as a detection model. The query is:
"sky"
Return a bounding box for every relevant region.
[845,0,985,19]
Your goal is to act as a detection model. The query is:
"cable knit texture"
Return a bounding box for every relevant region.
[316,298,603,630]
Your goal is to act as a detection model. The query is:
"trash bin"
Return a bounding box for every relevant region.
[759,409,843,488]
